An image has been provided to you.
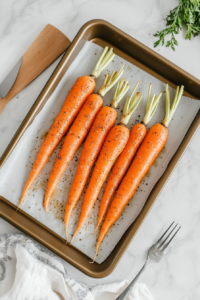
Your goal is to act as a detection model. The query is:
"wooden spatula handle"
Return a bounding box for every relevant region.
[0,99,8,114]
[0,24,71,113]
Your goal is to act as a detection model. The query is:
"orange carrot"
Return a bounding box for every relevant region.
[19,46,116,207]
[19,76,95,206]
[95,84,184,259]
[95,84,162,231]
[43,94,103,211]
[95,124,147,230]
[71,124,130,243]
[64,106,117,237]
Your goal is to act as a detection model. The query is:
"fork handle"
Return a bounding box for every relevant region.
[116,263,146,300]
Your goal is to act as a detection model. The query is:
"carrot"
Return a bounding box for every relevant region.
[95,84,162,231]
[64,106,117,237]
[19,46,115,206]
[95,84,184,259]
[71,124,130,243]
[43,94,103,211]
[44,66,125,212]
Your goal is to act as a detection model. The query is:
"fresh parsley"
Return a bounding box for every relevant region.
[154,0,200,50]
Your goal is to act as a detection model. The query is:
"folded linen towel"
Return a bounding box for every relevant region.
[0,234,154,300]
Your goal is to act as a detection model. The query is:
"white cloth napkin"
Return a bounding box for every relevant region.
[0,234,154,300]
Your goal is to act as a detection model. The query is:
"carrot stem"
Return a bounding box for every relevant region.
[111,79,130,108]
[162,84,184,127]
[142,84,162,125]
[91,47,115,79]
[120,82,142,125]
[98,65,124,97]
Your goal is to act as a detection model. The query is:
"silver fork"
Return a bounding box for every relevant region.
[116,222,181,300]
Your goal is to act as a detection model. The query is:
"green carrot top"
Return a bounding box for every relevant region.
[142,84,162,126]
[162,84,184,127]
[91,46,115,79]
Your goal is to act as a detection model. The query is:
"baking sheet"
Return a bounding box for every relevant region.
[0,42,199,264]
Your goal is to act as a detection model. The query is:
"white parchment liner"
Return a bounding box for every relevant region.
[0,42,199,263]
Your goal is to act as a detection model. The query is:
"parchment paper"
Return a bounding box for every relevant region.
[0,42,199,263]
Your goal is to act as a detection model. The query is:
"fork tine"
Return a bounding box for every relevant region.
[161,226,181,251]
[158,223,178,249]
[155,221,175,246]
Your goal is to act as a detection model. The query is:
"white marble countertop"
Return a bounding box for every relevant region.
[0,0,200,299]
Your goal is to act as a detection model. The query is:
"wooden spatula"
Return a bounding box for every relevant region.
[0,24,71,113]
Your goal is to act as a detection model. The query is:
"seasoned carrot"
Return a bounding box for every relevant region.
[71,124,130,243]
[64,106,117,237]
[19,46,115,207]
[19,76,95,206]
[95,84,184,259]
[95,84,162,231]
[95,124,147,230]
[43,94,103,211]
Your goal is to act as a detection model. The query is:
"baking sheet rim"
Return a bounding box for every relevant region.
[0,19,200,278]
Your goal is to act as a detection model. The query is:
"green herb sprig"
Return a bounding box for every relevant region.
[154,0,200,50]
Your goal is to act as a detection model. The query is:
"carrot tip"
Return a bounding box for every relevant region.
[16,201,22,211]
[93,224,100,234]
[89,259,95,264]
[65,228,68,241]
[91,251,98,263]
[70,234,76,244]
